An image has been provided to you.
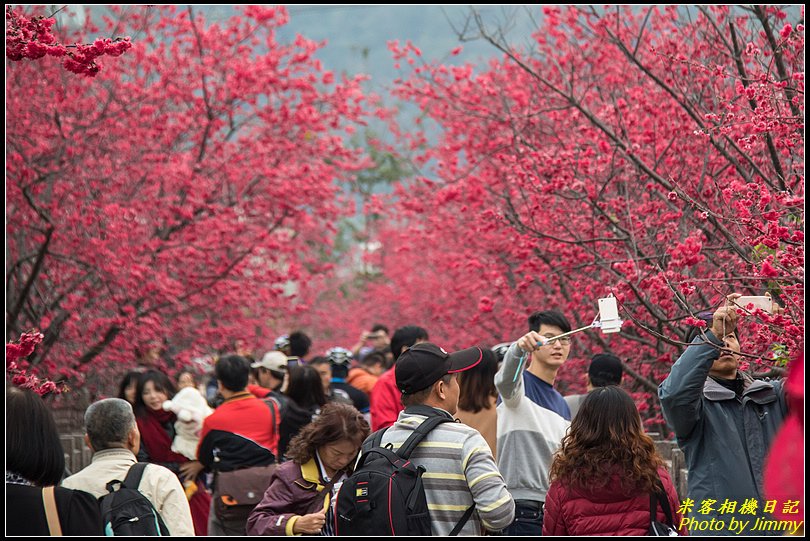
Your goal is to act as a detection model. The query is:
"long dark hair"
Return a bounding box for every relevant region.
[286,402,370,469]
[7,385,66,486]
[285,364,327,409]
[457,348,498,413]
[550,386,663,493]
[133,370,176,418]
[117,370,142,403]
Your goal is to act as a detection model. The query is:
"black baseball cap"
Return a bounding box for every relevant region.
[395,343,482,394]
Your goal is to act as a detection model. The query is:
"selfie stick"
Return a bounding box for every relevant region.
[541,299,624,345]
[513,297,624,381]
[540,322,597,345]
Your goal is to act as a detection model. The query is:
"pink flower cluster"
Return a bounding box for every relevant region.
[6,6,131,77]
[6,330,65,396]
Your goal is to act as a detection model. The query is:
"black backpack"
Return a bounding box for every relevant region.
[99,463,170,536]
[334,408,474,536]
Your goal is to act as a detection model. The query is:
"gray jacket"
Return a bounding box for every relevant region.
[659,332,787,535]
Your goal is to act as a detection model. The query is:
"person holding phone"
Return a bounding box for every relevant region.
[351,324,390,360]
[494,310,573,535]
[659,293,788,536]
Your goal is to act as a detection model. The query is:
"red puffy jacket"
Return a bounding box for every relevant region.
[543,466,688,536]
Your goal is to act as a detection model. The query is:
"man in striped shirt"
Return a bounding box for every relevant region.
[378,342,515,535]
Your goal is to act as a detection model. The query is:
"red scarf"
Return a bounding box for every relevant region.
[136,408,189,463]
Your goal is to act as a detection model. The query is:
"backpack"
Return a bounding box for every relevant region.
[334,408,475,536]
[99,463,170,536]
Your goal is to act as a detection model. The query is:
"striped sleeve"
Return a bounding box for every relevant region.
[462,431,515,531]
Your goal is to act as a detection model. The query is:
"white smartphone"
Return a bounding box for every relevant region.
[598,296,623,333]
[598,296,620,321]
[734,296,773,313]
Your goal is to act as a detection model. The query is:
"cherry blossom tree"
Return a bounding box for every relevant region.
[6,5,381,394]
[332,5,803,431]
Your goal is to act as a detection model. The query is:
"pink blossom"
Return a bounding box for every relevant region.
[684,316,707,328]
[24,41,49,59]
[760,260,780,277]
[478,296,494,313]
[38,381,57,395]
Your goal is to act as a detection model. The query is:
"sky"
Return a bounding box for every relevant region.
[204,5,544,98]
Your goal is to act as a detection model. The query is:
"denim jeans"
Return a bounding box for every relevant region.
[505,500,544,536]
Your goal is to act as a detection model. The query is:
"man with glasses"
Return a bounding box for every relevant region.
[495,310,573,535]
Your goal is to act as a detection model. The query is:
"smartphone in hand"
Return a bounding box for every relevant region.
[734,296,773,313]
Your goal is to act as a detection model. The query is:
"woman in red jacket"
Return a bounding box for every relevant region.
[543,385,688,536]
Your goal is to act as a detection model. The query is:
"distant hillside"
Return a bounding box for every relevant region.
[274,5,543,96]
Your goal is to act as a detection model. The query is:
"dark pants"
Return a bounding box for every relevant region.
[505,500,544,536]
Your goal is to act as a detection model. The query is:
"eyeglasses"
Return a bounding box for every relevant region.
[541,335,571,345]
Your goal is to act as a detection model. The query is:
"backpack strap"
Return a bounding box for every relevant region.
[122,462,149,490]
[650,479,675,527]
[356,427,388,469]
[396,414,453,459]
[365,426,387,452]
[449,504,476,536]
[262,396,279,437]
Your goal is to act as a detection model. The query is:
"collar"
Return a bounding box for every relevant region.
[401,404,455,420]
[703,372,777,403]
[315,450,328,482]
[300,457,325,489]
[296,457,332,513]
[5,471,34,486]
[223,391,254,404]
[91,448,138,463]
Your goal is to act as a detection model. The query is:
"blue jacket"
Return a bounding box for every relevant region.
[659,332,787,535]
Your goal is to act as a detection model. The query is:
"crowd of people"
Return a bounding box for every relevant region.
[5,294,795,536]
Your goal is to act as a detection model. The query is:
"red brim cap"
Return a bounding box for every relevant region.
[447,346,483,374]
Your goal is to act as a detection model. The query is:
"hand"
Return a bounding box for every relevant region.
[517,331,547,353]
[293,512,326,535]
[710,294,741,338]
[179,460,204,481]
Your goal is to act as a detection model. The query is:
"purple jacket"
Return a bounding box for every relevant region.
[246,458,331,536]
